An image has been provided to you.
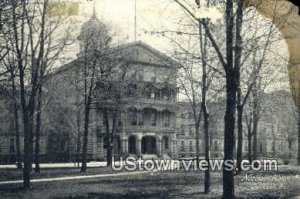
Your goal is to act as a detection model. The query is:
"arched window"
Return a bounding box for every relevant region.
[214,140,219,151]
[260,142,263,153]
[137,71,144,81]
[164,137,169,150]
[103,136,108,149]
[189,141,193,152]
[180,126,185,135]
[181,141,185,152]
[126,83,137,97]
[272,141,275,152]
[128,108,137,126]
[9,138,15,153]
[150,111,157,126]
[163,111,171,127]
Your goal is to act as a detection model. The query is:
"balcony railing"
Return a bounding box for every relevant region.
[122,97,176,106]
[123,124,176,132]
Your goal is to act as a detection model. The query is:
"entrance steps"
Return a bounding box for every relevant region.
[160,154,172,160]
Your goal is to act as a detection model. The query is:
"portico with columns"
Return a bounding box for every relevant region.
[93,41,178,159]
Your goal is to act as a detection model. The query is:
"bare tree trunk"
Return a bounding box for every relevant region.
[80,54,96,172]
[199,20,210,194]
[248,129,252,163]
[195,122,200,166]
[252,121,258,160]
[111,110,117,161]
[298,108,300,166]
[235,0,244,175]
[223,78,237,199]
[11,73,22,169]
[252,88,259,161]
[28,92,37,172]
[236,89,243,173]
[21,95,31,188]
[103,108,112,166]
[35,84,42,174]
[246,114,253,163]
[203,103,210,193]
[17,67,37,188]
[223,0,237,198]
[11,0,31,188]
[80,96,92,172]
[76,108,81,167]
[236,105,243,173]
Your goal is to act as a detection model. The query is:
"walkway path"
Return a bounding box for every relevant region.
[0,161,108,169]
[0,170,152,185]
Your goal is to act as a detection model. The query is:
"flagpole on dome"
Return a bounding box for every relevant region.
[134,0,137,42]
[90,0,96,18]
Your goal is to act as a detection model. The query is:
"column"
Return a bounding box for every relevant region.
[160,111,163,128]
[121,138,128,154]
[172,137,177,159]
[137,109,140,126]
[157,137,162,156]
[136,137,142,156]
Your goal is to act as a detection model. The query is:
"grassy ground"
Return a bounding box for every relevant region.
[0,166,116,181]
[0,165,299,199]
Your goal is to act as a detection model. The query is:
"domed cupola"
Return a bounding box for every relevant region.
[78,14,110,55]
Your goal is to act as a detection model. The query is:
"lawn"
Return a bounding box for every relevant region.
[0,165,299,199]
[0,166,115,182]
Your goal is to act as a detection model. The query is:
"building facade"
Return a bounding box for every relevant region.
[0,16,296,164]
[89,41,179,160]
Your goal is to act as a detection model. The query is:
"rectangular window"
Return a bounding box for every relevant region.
[129,109,138,126]
[189,125,193,135]
[151,112,156,126]
[214,140,219,151]
[189,141,193,151]
[272,141,275,151]
[139,74,143,81]
[164,114,170,127]
[165,137,169,149]
[180,126,185,135]
[181,141,185,152]
[9,138,15,153]
[151,76,156,82]
[139,113,144,126]
[118,119,122,127]
[131,118,137,126]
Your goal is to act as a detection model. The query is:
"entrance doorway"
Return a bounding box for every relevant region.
[141,136,156,154]
[128,135,136,154]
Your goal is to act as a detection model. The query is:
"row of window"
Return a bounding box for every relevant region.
[134,71,169,83]
[126,85,174,101]
[180,125,194,135]
[0,138,17,153]
[180,140,220,152]
[128,111,171,127]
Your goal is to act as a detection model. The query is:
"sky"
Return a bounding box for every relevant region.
[64,0,182,54]
[53,0,291,92]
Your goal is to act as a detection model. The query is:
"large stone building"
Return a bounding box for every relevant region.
[89,41,179,160]
[0,16,296,164]
[44,15,179,161]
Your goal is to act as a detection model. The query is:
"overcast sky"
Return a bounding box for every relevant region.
[70,0,180,53]
[55,0,291,92]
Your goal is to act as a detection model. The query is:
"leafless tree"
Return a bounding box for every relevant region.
[171,0,243,197]
[236,9,283,172]
[77,16,112,172]
[3,0,74,187]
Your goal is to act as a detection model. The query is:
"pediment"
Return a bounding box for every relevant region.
[115,41,178,68]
